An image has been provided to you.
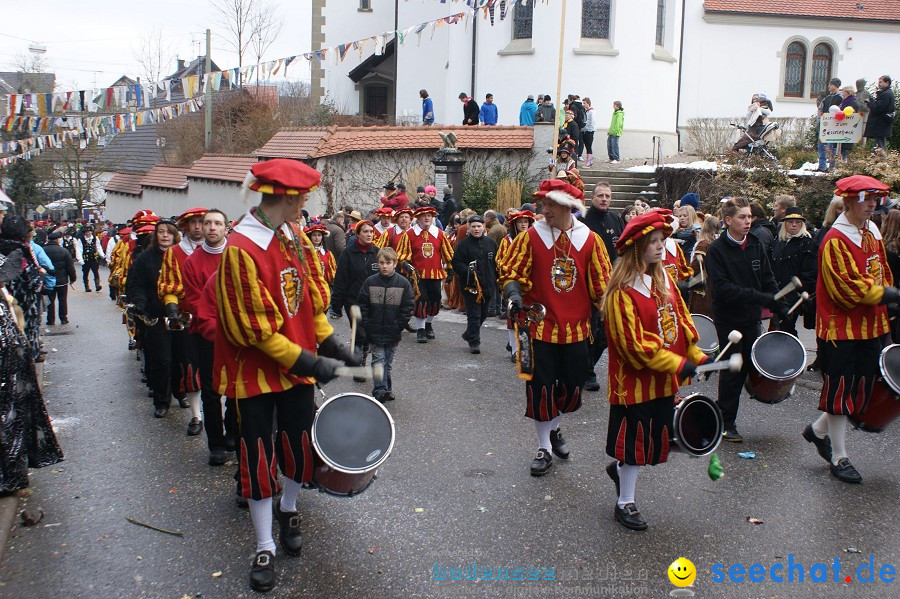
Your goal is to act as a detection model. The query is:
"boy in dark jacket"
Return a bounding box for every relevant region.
[358,247,414,403]
[43,230,77,324]
[452,215,499,353]
[707,197,785,443]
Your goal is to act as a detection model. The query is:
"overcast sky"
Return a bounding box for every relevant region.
[0,0,313,91]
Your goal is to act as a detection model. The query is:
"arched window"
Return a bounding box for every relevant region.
[810,43,833,98]
[783,41,806,98]
[656,0,666,46]
[513,0,534,39]
[582,0,612,39]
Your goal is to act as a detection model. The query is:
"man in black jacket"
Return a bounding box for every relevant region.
[707,197,785,442]
[43,230,77,325]
[441,185,458,226]
[578,182,624,391]
[452,215,498,353]
[357,247,414,402]
[459,93,480,126]
[749,202,776,256]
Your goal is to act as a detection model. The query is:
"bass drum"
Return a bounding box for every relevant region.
[851,344,900,433]
[745,331,807,404]
[670,394,723,457]
[311,393,395,497]
[691,314,719,357]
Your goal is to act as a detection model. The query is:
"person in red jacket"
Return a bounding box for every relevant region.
[182,208,236,466]
[379,181,409,211]
[602,209,709,531]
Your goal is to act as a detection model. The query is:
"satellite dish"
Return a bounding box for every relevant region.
[28,43,47,55]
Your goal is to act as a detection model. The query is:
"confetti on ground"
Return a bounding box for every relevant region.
[738,452,756,459]
[746,517,764,525]
[414,508,424,513]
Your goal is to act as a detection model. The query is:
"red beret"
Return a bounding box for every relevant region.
[834,175,890,201]
[247,159,321,196]
[304,224,329,236]
[392,207,414,220]
[177,207,208,226]
[509,209,536,224]
[131,209,158,227]
[373,206,394,217]
[615,209,673,255]
[136,224,156,234]
[119,227,132,235]
[413,205,438,218]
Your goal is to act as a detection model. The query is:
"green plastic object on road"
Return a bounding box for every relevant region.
[708,453,724,481]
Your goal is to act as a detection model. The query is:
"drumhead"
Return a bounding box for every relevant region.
[880,344,900,395]
[691,314,718,353]
[751,331,807,380]
[312,393,395,474]
[674,394,723,457]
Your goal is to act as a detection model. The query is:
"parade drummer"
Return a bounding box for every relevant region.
[498,179,612,476]
[602,209,710,531]
[215,159,359,593]
[395,205,454,343]
[498,209,535,361]
[304,223,336,285]
[158,206,208,437]
[804,175,897,484]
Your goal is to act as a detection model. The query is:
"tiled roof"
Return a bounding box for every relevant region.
[140,165,190,190]
[704,0,900,21]
[105,172,144,196]
[188,154,258,183]
[255,127,330,160]
[99,123,165,173]
[256,126,534,160]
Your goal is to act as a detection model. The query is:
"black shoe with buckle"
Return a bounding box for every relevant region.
[530,449,553,476]
[723,428,744,443]
[830,458,862,484]
[249,550,276,593]
[549,428,569,460]
[274,502,303,557]
[606,462,620,496]
[187,417,203,436]
[614,503,648,531]
[417,329,427,343]
[425,323,435,339]
[802,424,832,463]
[584,374,600,392]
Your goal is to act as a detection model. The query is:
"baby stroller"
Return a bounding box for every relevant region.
[730,121,780,161]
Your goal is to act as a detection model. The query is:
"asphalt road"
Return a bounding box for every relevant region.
[1,277,898,599]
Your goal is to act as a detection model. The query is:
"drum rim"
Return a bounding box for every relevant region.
[690,313,719,352]
[673,393,723,457]
[750,331,807,380]
[312,392,396,474]
[879,344,900,396]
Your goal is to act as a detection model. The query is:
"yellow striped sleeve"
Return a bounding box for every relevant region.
[821,238,881,309]
[395,231,412,263]
[157,247,183,304]
[497,230,534,294]
[296,228,334,343]
[606,289,683,374]
[588,232,613,304]
[440,233,454,267]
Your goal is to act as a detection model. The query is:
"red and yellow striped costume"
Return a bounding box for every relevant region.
[816,217,891,342]
[395,223,453,279]
[157,239,198,306]
[214,211,333,399]
[605,274,706,406]
[498,220,611,344]
[108,236,136,290]
[315,246,336,285]
[662,238,693,283]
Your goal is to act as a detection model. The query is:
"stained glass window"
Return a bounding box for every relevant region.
[784,42,806,98]
[582,0,611,40]
[810,43,833,98]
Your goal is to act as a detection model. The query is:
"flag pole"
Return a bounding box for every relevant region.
[553,0,568,162]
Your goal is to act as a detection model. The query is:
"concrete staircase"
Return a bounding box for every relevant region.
[578,168,659,211]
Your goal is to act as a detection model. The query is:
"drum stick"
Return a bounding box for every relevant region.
[788,291,809,315]
[713,330,742,363]
[696,353,743,374]
[348,305,362,354]
[697,255,704,284]
[335,365,373,379]
[774,276,803,301]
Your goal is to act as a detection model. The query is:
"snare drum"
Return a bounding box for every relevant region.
[851,344,900,433]
[745,331,807,404]
[670,394,723,457]
[311,393,395,497]
[691,314,719,357]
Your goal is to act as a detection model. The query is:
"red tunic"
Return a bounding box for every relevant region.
[182,244,226,331]
[816,216,891,341]
[499,219,612,344]
[158,239,198,305]
[214,211,333,399]
[395,223,454,279]
[662,238,693,283]
[605,274,706,405]
[314,246,336,284]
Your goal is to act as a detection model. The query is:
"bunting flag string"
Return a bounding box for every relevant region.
[1,3,517,114]
[0,129,84,167]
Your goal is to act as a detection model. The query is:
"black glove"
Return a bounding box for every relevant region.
[402,261,415,276]
[330,305,343,319]
[504,281,524,316]
[758,292,778,308]
[678,360,698,380]
[165,302,179,319]
[289,351,343,384]
[880,286,900,306]
[446,269,455,282]
[773,300,790,321]
[318,335,362,366]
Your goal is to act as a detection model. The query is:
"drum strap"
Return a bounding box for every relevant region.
[515,322,535,381]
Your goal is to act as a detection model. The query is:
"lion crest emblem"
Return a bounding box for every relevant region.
[551,257,577,292]
[657,302,678,347]
[280,267,303,316]
[866,255,883,286]
[421,242,434,259]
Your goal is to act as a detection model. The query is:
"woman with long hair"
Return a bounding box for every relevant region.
[770,207,817,337]
[128,219,181,418]
[672,204,700,257]
[601,209,711,531]
[688,215,719,317]
[814,196,845,246]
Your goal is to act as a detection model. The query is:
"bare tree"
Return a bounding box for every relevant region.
[11,51,49,74]
[210,0,257,86]
[249,2,283,88]
[132,28,176,85]
[41,139,121,214]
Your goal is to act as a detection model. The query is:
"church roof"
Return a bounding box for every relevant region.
[704,0,900,22]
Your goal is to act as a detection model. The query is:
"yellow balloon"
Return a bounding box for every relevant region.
[844,107,855,116]
[668,557,697,587]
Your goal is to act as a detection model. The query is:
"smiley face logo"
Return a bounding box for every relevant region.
[668,557,696,587]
